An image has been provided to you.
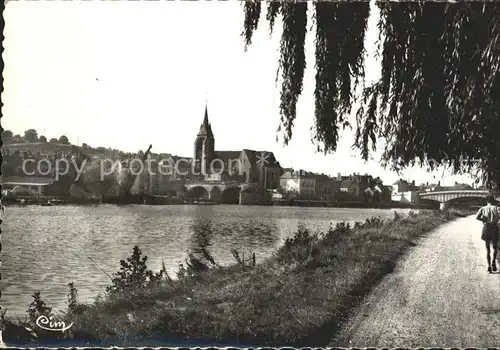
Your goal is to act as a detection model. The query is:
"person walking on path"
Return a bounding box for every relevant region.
[476,195,500,273]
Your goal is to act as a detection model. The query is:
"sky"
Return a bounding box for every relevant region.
[3,1,476,187]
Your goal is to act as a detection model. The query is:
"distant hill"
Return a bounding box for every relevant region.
[3,142,129,160]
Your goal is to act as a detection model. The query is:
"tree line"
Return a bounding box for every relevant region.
[2,129,151,162]
[2,129,70,145]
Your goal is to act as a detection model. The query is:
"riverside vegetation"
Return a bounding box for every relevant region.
[1,209,471,346]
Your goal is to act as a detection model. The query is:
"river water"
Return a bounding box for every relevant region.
[2,204,412,317]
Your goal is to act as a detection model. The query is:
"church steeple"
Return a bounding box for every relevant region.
[198,103,213,136]
[194,103,215,175]
[203,104,209,126]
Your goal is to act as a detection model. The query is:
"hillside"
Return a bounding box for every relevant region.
[4,142,75,153]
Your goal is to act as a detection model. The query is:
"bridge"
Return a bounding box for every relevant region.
[184,180,260,204]
[419,189,491,210]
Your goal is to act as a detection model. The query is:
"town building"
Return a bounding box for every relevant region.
[280,169,317,198]
[391,179,421,204]
[422,181,443,192]
[313,173,333,201]
[448,182,473,191]
[382,185,393,202]
[332,172,382,202]
[191,105,282,189]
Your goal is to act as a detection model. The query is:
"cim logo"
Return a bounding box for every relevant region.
[36,315,73,332]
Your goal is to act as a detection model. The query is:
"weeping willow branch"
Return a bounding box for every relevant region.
[242,1,500,191]
[266,2,281,35]
[242,1,261,50]
[313,2,370,153]
[276,2,308,145]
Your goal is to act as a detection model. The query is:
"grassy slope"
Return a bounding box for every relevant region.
[3,209,469,346]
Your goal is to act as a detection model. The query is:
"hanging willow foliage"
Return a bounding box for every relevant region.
[243,1,500,191]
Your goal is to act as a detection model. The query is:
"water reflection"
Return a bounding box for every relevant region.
[190,217,213,254]
[187,214,279,266]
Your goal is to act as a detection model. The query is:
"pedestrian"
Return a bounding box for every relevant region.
[476,195,500,273]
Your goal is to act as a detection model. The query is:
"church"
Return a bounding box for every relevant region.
[192,105,282,190]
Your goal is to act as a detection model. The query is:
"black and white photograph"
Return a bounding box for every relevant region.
[1,0,499,347]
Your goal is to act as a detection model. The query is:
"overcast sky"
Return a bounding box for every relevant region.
[3,1,475,186]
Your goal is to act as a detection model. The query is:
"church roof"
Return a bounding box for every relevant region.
[211,149,281,173]
[213,151,242,172]
[242,149,280,167]
[216,151,242,162]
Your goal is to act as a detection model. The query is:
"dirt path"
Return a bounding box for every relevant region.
[331,215,500,347]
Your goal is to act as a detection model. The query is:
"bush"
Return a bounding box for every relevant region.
[230,249,256,267]
[1,292,71,344]
[28,292,52,323]
[323,221,352,245]
[67,282,78,312]
[185,253,210,276]
[275,228,321,265]
[106,246,168,296]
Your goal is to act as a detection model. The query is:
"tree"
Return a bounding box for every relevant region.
[24,129,38,143]
[49,138,58,144]
[13,134,23,143]
[2,130,13,144]
[39,135,47,142]
[58,135,69,145]
[82,143,89,148]
[243,2,500,191]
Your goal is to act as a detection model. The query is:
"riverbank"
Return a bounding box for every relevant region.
[3,195,433,210]
[272,199,437,209]
[2,209,469,346]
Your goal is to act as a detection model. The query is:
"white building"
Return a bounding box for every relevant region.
[280,169,317,198]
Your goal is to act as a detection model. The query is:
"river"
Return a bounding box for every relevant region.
[2,204,414,317]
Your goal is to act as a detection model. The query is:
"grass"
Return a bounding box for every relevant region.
[1,209,471,346]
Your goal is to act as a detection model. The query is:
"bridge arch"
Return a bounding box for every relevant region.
[221,186,241,204]
[187,186,210,199]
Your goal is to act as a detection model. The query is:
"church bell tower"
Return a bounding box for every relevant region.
[193,104,215,175]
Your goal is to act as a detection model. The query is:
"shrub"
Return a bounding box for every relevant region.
[393,211,401,220]
[106,246,168,296]
[323,221,352,244]
[231,249,256,267]
[67,282,78,312]
[275,228,321,265]
[185,253,210,276]
[2,292,66,344]
[28,292,52,323]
